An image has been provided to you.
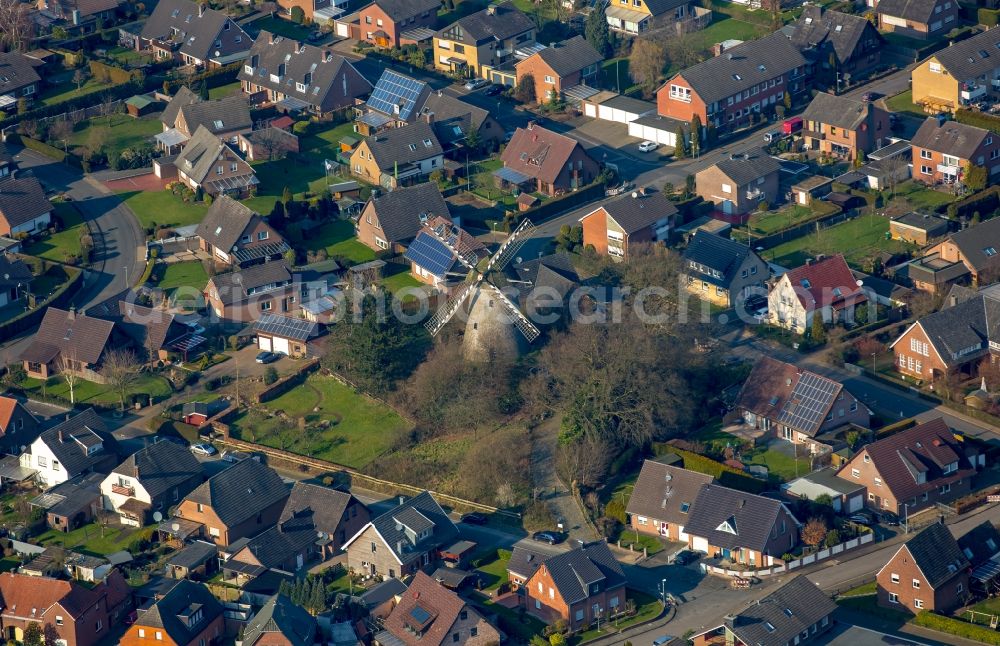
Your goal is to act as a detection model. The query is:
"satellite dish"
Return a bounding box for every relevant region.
[856,279,864,286]
[171,522,180,532]
[153,511,163,522]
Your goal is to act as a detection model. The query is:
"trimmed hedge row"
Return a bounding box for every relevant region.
[980,7,1000,25]
[955,108,1000,134]
[163,63,241,93]
[656,445,768,494]
[950,184,1000,220]
[16,135,81,168]
[89,60,141,85]
[913,611,1000,645]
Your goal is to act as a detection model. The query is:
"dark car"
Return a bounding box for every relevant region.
[531,531,563,545]
[862,91,882,102]
[849,513,873,526]
[484,84,504,96]
[461,512,488,525]
[876,511,900,526]
[672,550,700,566]
[255,351,279,364]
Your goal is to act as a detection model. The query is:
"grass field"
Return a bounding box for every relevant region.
[69,113,161,158]
[741,441,812,482]
[684,16,768,65]
[382,267,422,294]
[155,261,209,294]
[227,374,410,468]
[106,47,153,68]
[20,373,173,405]
[118,191,209,230]
[23,201,86,263]
[475,550,511,592]
[747,202,838,236]
[247,15,314,41]
[38,76,109,107]
[885,90,926,118]
[893,180,955,212]
[767,215,915,269]
[208,81,242,100]
[35,523,151,557]
[293,219,376,264]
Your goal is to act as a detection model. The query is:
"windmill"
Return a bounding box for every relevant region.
[424,219,540,362]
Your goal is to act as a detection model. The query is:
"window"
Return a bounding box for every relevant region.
[197,503,204,513]
[471,628,478,637]
[889,593,899,603]
[96,620,102,632]
[209,527,220,537]
[52,460,59,471]
[921,165,933,175]
[217,165,223,175]
[138,630,145,638]
[958,583,964,594]
[914,599,924,609]
[56,616,63,626]
[638,516,648,525]
[913,579,921,589]
[722,183,732,193]
[891,573,900,584]
[452,634,459,643]
[851,468,860,478]
[544,75,555,84]
[575,609,584,621]
[669,85,692,102]
[258,231,269,241]
[874,477,882,487]
[37,456,47,468]
[869,492,876,501]
[549,587,555,599]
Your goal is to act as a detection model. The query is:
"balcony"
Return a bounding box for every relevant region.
[960,84,987,103]
[937,163,960,176]
[112,483,135,497]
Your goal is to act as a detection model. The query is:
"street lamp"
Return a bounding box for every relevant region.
[659,578,668,607]
[872,351,877,375]
[595,606,603,632]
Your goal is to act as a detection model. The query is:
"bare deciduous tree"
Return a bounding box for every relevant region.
[0,0,34,52]
[58,349,79,405]
[101,348,141,412]
[254,127,295,161]
[48,120,72,152]
[629,39,666,97]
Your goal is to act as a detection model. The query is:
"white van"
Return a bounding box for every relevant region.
[763,131,783,144]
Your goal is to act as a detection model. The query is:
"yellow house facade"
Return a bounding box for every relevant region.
[433,3,536,79]
[911,55,960,112]
[911,28,1000,113]
[605,0,695,34]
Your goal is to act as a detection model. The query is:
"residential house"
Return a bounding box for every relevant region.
[907,214,1000,293]
[238,127,300,162]
[173,126,259,198]
[784,468,866,513]
[876,520,969,613]
[789,6,884,81]
[87,294,194,363]
[911,116,1000,185]
[343,491,459,580]
[800,92,890,161]
[359,578,407,619]
[174,459,290,546]
[681,230,769,308]
[100,440,204,526]
[356,182,451,253]
[419,90,503,152]
[0,395,39,455]
[37,0,121,34]
[349,121,444,189]
[278,481,370,558]
[164,541,218,581]
[404,217,487,288]
[683,483,801,567]
[0,53,41,105]
[374,571,500,646]
[31,472,103,531]
[837,417,978,514]
[205,260,303,324]
[877,0,958,40]
[240,594,319,646]
[695,150,781,218]
[19,307,118,382]
[253,314,320,358]
[515,36,602,104]
[357,0,440,48]
[523,541,626,631]
[0,571,123,646]
[433,3,535,78]
[139,0,253,67]
[227,513,320,577]
[19,408,118,489]
[605,0,703,35]
[768,254,868,332]
[0,255,31,310]
[195,196,288,268]
[239,32,372,117]
[889,212,950,245]
[657,33,808,132]
[736,356,870,451]
[0,176,54,238]
[579,189,679,259]
[625,459,713,541]
[162,94,253,150]
[497,122,600,196]
[506,545,550,590]
[120,580,224,646]
[155,87,200,153]
[912,27,1000,112]
[958,520,1000,569]
[691,576,836,646]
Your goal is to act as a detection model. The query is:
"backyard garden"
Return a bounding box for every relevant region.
[765,213,916,269]
[23,201,88,264]
[117,189,209,232]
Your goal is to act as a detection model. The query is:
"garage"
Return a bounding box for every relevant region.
[628,114,686,148]
[584,103,597,118]
[257,336,273,352]
[272,337,291,356]
[582,92,656,125]
[252,314,320,359]
[692,536,709,553]
[847,493,863,513]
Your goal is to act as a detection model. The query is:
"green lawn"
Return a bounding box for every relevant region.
[885,90,926,118]
[748,203,836,236]
[38,76,111,107]
[839,581,877,597]
[118,190,209,230]
[572,591,663,643]
[685,16,768,62]
[741,442,812,482]
[0,557,17,573]
[293,219,376,264]
[248,15,314,41]
[23,201,86,263]
[35,523,151,557]
[227,374,411,468]
[69,113,161,158]
[767,215,916,269]
[19,373,173,405]
[475,550,511,592]
[692,420,744,454]
[154,261,209,294]
[601,58,632,93]
[470,592,548,643]
[893,180,955,211]
[106,47,153,68]
[381,269,422,294]
[208,81,242,100]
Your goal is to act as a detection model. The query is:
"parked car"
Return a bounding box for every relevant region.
[763,130,784,144]
[531,531,563,545]
[638,141,658,153]
[255,351,279,364]
[307,31,324,42]
[849,513,873,526]
[484,84,503,96]
[190,443,217,457]
[752,306,768,323]
[464,78,490,91]
[461,512,488,525]
[672,550,700,566]
[876,511,900,526]
[862,91,882,102]
[221,450,255,464]
[652,636,679,646]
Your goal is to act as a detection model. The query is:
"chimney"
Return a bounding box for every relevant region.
[724,614,737,631]
[939,515,946,525]
[805,258,812,266]
[937,112,948,127]
[134,465,140,479]
[951,294,958,307]
[269,32,275,45]
[423,111,434,124]
[527,121,535,130]
[198,2,205,17]
[58,430,64,443]
[487,3,497,14]
[398,495,405,505]
[397,540,404,553]
[67,306,76,321]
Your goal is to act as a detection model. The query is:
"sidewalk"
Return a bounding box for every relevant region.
[530,426,596,541]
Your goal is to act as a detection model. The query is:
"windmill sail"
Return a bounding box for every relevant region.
[425,280,475,336]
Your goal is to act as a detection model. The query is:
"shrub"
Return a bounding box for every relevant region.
[292,120,310,135]
[824,529,841,547]
[264,366,278,385]
[980,8,1000,26]
[913,611,1000,645]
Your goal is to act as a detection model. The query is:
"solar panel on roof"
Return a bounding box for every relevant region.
[367,70,427,121]
[404,233,455,277]
[255,314,317,341]
[777,372,840,433]
[410,606,431,624]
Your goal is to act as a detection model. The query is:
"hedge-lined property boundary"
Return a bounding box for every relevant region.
[913,611,1000,645]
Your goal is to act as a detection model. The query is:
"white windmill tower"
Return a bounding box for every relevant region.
[423,219,541,362]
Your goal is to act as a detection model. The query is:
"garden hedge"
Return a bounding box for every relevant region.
[657,446,768,494]
[980,7,1000,25]
[913,611,1000,645]
[955,108,1000,134]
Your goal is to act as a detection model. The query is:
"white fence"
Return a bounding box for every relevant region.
[700,532,874,578]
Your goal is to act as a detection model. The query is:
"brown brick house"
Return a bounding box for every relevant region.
[497,123,599,196]
[514,36,602,104]
[120,580,224,646]
[877,0,958,40]
[204,261,301,324]
[19,307,119,383]
[876,521,970,613]
[0,395,39,455]
[173,459,289,547]
[911,117,1000,186]
[174,126,259,199]
[694,150,781,218]
[356,182,451,253]
[227,514,320,577]
[579,189,679,260]
[523,541,626,631]
[788,6,883,81]
[358,0,440,48]
[800,92,890,161]
[836,417,978,515]
[626,460,712,541]
[195,197,287,268]
[139,0,252,68]
[907,216,1000,294]
[279,482,370,558]
[0,572,122,646]
[240,594,318,646]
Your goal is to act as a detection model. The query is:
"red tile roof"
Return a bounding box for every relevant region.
[500,123,590,185]
[0,572,103,621]
[382,571,466,646]
[784,254,867,311]
[0,396,17,430]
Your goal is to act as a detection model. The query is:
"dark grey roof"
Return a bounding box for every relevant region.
[0,177,53,229]
[727,576,837,646]
[891,211,950,234]
[112,440,202,500]
[945,215,1000,272]
[141,0,252,64]
[367,491,458,564]
[184,459,289,528]
[789,6,880,64]
[370,0,439,21]
[0,53,41,96]
[242,594,317,646]
[802,92,876,131]
[363,121,442,170]
[683,230,764,288]
[161,86,200,129]
[507,545,550,578]
[239,33,373,113]
[138,579,224,644]
[179,95,252,136]
[165,540,217,570]
[253,314,319,342]
[912,117,990,160]
[626,460,713,527]
[420,91,493,147]
[196,196,259,253]
[278,482,359,535]
[902,521,969,588]
[529,36,602,78]
[542,542,625,605]
[876,0,942,23]
[900,295,996,367]
[436,2,535,44]
[958,521,1000,568]
[934,27,1000,81]
[712,150,782,186]
[208,261,294,306]
[32,472,103,518]
[37,409,115,477]
[670,32,807,105]
[593,190,679,235]
[236,513,317,569]
[642,0,690,15]
[365,182,450,243]
[175,126,239,184]
[359,578,407,609]
[683,484,798,553]
[0,255,32,289]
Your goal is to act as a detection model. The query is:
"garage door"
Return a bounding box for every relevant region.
[258,336,272,352]
[585,103,597,118]
[610,108,632,123]
[335,22,350,38]
[678,526,689,541]
[692,536,709,553]
[847,494,863,513]
[273,337,291,356]
[598,104,614,121]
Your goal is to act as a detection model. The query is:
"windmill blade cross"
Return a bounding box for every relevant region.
[424,224,478,272]
[485,219,535,273]
[425,281,476,336]
[484,283,541,343]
